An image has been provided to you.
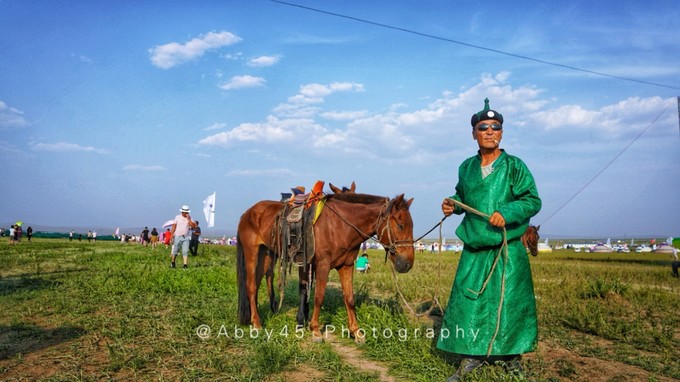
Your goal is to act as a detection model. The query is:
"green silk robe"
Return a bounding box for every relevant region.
[436,150,541,356]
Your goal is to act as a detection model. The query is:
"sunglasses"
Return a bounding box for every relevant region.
[476,123,502,131]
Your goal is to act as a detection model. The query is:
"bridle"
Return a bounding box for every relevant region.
[324,196,413,261]
[374,198,414,262]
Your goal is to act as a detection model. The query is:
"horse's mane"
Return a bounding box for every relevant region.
[325,193,386,205]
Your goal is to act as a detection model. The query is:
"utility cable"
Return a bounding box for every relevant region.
[269,0,679,91]
[539,104,672,226]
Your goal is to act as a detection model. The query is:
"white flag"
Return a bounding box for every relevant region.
[203,192,216,228]
[115,227,120,237]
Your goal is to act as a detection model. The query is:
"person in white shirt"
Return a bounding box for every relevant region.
[170,205,197,269]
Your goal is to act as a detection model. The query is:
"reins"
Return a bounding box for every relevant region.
[323,197,408,254]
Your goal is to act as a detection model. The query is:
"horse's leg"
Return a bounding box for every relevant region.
[309,263,329,342]
[247,244,267,329]
[337,264,364,344]
[264,251,278,312]
[296,264,310,329]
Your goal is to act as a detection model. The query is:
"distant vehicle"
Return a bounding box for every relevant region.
[574,247,581,253]
[590,243,613,253]
[654,244,675,254]
[636,245,652,253]
[612,245,630,253]
[537,238,552,253]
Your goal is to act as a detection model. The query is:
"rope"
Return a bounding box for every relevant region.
[413,215,447,243]
[274,207,288,313]
[388,219,446,317]
[448,199,509,357]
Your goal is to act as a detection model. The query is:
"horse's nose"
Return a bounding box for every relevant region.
[395,255,412,273]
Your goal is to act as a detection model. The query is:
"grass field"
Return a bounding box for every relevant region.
[1,239,678,381]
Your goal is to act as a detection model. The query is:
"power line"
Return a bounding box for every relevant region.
[539,105,672,226]
[269,0,680,91]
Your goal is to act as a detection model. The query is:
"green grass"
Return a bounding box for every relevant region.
[0,239,678,381]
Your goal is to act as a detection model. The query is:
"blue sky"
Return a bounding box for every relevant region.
[1,0,679,240]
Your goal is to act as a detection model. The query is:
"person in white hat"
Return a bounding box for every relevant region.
[170,205,197,269]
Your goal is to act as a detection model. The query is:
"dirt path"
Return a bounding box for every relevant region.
[325,333,397,382]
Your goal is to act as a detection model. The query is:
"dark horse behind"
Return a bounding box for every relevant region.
[236,191,415,343]
[521,224,540,257]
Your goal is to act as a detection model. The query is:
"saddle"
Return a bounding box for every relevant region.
[278,181,325,267]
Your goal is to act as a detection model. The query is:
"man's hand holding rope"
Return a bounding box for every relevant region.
[442,198,506,228]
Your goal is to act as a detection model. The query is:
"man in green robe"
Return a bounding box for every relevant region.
[437,99,541,381]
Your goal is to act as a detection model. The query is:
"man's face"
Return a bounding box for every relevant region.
[473,119,503,149]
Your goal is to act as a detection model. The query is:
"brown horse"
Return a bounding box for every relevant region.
[237,191,414,342]
[521,224,540,257]
[235,181,355,321]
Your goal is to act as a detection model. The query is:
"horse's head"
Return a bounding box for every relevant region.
[523,225,540,257]
[377,194,415,273]
[329,181,356,194]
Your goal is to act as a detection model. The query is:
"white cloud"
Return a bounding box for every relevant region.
[123,164,166,171]
[528,105,600,130]
[247,55,280,67]
[320,110,368,120]
[198,73,675,165]
[0,101,29,129]
[299,82,364,99]
[273,82,365,115]
[204,122,227,131]
[30,142,110,154]
[219,75,266,90]
[526,96,673,132]
[198,116,322,147]
[149,31,242,69]
[0,140,23,155]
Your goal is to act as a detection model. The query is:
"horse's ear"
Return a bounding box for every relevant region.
[406,197,414,208]
[536,225,540,231]
[329,183,340,194]
[349,181,356,193]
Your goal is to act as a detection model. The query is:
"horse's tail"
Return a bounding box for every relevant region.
[236,233,251,325]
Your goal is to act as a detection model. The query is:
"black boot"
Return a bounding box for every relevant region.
[446,358,482,382]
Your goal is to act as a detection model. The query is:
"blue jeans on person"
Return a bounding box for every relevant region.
[172,235,191,258]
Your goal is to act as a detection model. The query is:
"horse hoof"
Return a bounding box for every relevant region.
[311,333,324,343]
[354,334,366,345]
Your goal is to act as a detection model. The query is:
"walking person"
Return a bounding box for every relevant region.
[170,205,197,269]
[437,99,542,380]
[8,225,15,245]
[150,227,159,249]
[163,228,172,248]
[141,227,150,247]
[189,221,201,256]
[15,225,22,243]
[26,226,33,242]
